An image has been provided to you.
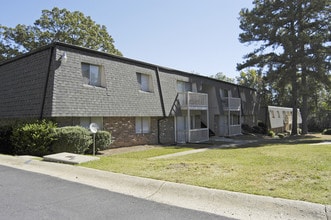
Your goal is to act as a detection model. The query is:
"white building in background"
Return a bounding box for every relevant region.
[266,106,302,133]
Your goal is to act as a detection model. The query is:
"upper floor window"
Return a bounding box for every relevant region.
[82,63,105,87]
[177,81,191,92]
[240,91,246,102]
[137,73,153,92]
[220,89,231,99]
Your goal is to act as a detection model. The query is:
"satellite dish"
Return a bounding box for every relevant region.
[89,123,99,134]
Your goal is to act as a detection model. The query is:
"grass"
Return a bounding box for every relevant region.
[81,138,331,205]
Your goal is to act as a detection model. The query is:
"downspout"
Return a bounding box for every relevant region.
[155,67,167,144]
[237,85,243,134]
[40,45,55,120]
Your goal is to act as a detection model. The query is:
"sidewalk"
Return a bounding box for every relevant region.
[0,154,329,220]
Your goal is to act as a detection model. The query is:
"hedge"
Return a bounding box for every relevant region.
[51,126,93,154]
[86,130,112,154]
[10,120,57,156]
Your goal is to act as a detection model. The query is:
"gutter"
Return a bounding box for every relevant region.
[155,67,167,144]
[40,45,55,119]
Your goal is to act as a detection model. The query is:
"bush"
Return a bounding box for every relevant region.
[0,125,14,154]
[277,133,286,138]
[52,126,92,154]
[10,120,57,156]
[322,128,331,135]
[86,130,112,154]
[267,130,275,137]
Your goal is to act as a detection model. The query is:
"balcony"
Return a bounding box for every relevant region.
[178,92,208,110]
[229,125,242,136]
[176,128,209,143]
[188,128,209,143]
[222,97,241,111]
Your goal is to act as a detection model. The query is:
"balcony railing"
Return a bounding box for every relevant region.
[229,125,242,136]
[177,128,209,143]
[178,92,208,110]
[222,97,241,111]
[188,128,209,143]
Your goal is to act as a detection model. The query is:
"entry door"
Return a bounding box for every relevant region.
[219,115,229,136]
[176,116,187,143]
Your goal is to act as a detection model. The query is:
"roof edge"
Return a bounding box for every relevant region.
[1,41,256,91]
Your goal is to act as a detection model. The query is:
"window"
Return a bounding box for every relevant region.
[220,89,231,99]
[229,112,240,125]
[177,81,191,92]
[80,117,103,130]
[135,117,151,133]
[137,73,153,92]
[240,91,246,102]
[82,63,104,87]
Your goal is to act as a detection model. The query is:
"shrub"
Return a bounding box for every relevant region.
[86,130,112,154]
[52,126,92,154]
[322,128,331,135]
[267,130,275,137]
[277,133,286,138]
[10,120,57,156]
[0,125,14,154]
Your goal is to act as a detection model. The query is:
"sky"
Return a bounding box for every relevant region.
[0,0,254,79]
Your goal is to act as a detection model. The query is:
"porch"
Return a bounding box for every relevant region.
[176,128,209,144]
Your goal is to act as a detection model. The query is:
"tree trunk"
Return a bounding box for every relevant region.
[301,68,308,134]
[291,71,298,135]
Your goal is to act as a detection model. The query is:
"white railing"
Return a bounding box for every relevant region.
[178,92,208,109]
[176,128,209,143]
[189,128,209,143]
[229,125,242,136]
[223,98,241,110]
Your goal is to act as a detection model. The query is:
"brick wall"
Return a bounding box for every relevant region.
[103,117,159,147]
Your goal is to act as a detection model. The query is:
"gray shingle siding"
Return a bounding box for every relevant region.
[51,46,163,117]
[0,42,259,127]
[0,48,51,118]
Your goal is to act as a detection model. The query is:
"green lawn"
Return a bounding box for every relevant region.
[81,140,331,205]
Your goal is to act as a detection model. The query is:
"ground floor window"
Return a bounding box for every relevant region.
[135,117,151,134]
[80,117,103,130]
[230,112,240,125]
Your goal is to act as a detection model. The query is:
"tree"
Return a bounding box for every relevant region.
[210,72,235,83]
[236,69,273,107]
[237,0,331,135]
[0,7,122,61]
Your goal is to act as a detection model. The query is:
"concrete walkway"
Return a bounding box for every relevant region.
[0,154,329,220]
[149,138,257,160]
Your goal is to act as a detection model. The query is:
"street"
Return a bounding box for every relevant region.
[0,165,233,220]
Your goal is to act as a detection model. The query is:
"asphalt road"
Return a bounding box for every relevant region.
[0,165,233,220]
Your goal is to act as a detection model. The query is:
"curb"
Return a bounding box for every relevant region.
[0,154,328,220]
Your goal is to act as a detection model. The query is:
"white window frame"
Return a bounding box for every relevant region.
[135,117,151,134]
[137,73,153,92]
[82,63,105,87]
[177,81,191,92]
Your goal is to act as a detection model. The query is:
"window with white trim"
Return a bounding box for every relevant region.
[82,63,105,87]
[137,73,153,92]
[177,81,191,92]
[80,117,103,130]
[135,117,151,133]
